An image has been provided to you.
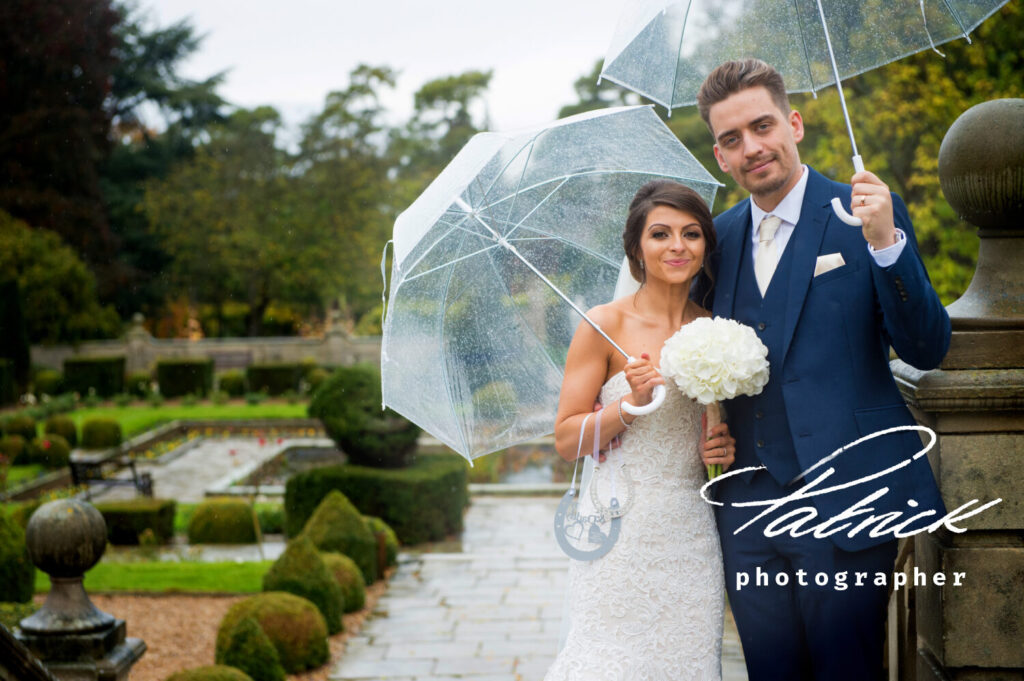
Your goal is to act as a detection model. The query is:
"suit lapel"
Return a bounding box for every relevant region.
[712,203,750,320]
[781,169,833,363]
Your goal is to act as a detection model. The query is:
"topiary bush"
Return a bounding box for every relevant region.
[0,435,26,465]
[94,498,176,545]
[261,536,343,634]
[320,552,366,613]
[63,356,125,397]
[157,358,214,398]
[2,414,36,441]
[0,508,35,603]
[188,499,258,544]
[297,490,377,584]
[246,364,303,396]
[165,666,254,681]
[365,516,399,570]
[32,369,63,398]
[43,414,77,448]
[126,371,152,398]
[81,418,122,450]
[305,367,330,396]
[284,455,468,544]
[218,616,285,681]
[24,434,71,468]
[216,592,328,673]
[307,363,420,468]
[218,371,246,397]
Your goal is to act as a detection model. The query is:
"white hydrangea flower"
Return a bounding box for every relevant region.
[661,317,770,404]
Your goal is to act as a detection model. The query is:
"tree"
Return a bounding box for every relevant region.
[557,60,640,118]
[0,0,119,270]
[0,211,121,344]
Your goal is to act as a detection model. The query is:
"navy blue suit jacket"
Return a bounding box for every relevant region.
[706,167,950,551]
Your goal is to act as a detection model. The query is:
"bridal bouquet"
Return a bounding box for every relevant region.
[661,317,770,478]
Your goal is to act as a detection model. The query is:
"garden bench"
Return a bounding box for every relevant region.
[68,451,153,500]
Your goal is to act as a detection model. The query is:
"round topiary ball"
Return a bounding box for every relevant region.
[216,592,329,673]
[364,516,399,569]
[0,435,27,466]
[165,665,254,681]
[81,418,122,450]
[25,434,71,469]
[261,537,344,635]
[44,415,77,448]
[320,552,366,613]
[299,490,378,584]
[307,363,419,468]
[0,508,36,603]
[3,415,37,441]
[188,499,258,544]
[217,616,285,681]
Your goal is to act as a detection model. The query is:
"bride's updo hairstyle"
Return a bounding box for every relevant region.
[622,180,716,299]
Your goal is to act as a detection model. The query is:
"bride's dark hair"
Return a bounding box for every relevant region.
[622,180,716,305]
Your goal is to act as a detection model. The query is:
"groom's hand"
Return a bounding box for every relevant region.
[851,170,897,250]
[702,421,735,471]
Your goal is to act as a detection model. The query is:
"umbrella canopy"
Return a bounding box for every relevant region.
[601,0,1007,115]
[382,105,721,460]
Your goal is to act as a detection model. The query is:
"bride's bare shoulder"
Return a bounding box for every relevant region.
[583,301,628,330]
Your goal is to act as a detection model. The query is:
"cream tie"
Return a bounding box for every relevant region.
[754,215,783,296]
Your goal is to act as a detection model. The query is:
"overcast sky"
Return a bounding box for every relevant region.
[149,0,629,135]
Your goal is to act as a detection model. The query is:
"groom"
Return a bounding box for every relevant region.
[695,59,950,680]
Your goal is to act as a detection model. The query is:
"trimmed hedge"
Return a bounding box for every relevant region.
[261,536,343,634]
[81,418,123,450]
[0,435,26,465]
[320,552,366,613]
[2,414,36,441]
[126,371,152,397]
[166,666,254,681]
[157,358,214,398]
[218,371,246,397]
[219,616,284,681]
[63,356,125,397]
[365,516,399,569]
[284,454,468,545]
[32,369,63,397]
[93,498,176,545]
[298,491,377,584]
[216,592,328,673]
[44,415,77,448]
[188,499,258,544]
[0,509,35,603]
[246,364,303,396]
[307,364,420,468]
[24,434,71,468]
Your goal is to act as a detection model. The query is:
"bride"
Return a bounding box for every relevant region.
[544,180,735,681]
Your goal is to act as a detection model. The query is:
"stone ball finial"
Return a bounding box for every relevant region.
[25,499,107,578]
[938,98,1024,231]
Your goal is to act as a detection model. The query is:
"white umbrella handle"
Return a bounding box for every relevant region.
[831,155,866,227]
[620,383,666,416]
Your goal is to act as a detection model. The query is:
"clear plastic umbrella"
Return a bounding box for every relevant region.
[381,105,722,461]
[600,0,1008,224]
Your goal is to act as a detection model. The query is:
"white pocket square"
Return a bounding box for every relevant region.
[814,253,846,277]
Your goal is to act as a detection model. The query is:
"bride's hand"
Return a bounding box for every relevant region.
[623,353,663,408]
[702,421,736,471]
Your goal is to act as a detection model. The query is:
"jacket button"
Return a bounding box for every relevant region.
[757,439,765,448]
[755,411,764,419]
[757,322,766,331]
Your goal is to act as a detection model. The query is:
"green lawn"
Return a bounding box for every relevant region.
[68,402,310,437]
[35,560,272,594]
[5,464,45,485]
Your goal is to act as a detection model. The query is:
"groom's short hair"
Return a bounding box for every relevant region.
[697,59,790,134]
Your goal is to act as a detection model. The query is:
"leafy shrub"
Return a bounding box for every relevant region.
[0,601,37,630]
[218,616,285,681]
[216,592,328,673]
[2,414,36,441]
[182,393,198,406]
[166,666,254,681]
[148,391,165,407]
[0,435,26,465]
[126,371,152,397]
[63,356,125,397]
[24,434,71,468]
[261,536,343,634]
[297,490,377,584]
[33,369,63,398]
[218,371,246,397]
[94,498,176,545]
[246,364,303,396]
[157,358,214,398]
[256,505,284,535]
[211,390,229,405]
[188,499,257,544]
[0,509,35,603]
[365,516,399,569]
[43,415,77,448]
[81,418,123,450]
[114,393,133,407]
[307,364,420,468]
[320,552,366,613]
[244,392,265,405]
[285,455,468,544]
[305,368,330,396]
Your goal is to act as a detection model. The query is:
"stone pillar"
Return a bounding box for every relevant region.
[15,500,145,681]
[890,99,1024,681]
[124,313,152,375]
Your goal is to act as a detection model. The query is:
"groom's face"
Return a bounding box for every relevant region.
[709,86,804,210]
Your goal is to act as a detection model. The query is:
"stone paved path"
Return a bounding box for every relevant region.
[333,496,748,680]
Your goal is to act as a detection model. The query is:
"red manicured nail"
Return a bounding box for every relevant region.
[641,352,649,359]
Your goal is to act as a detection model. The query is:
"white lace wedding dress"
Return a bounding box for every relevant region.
[544,371,725,681]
